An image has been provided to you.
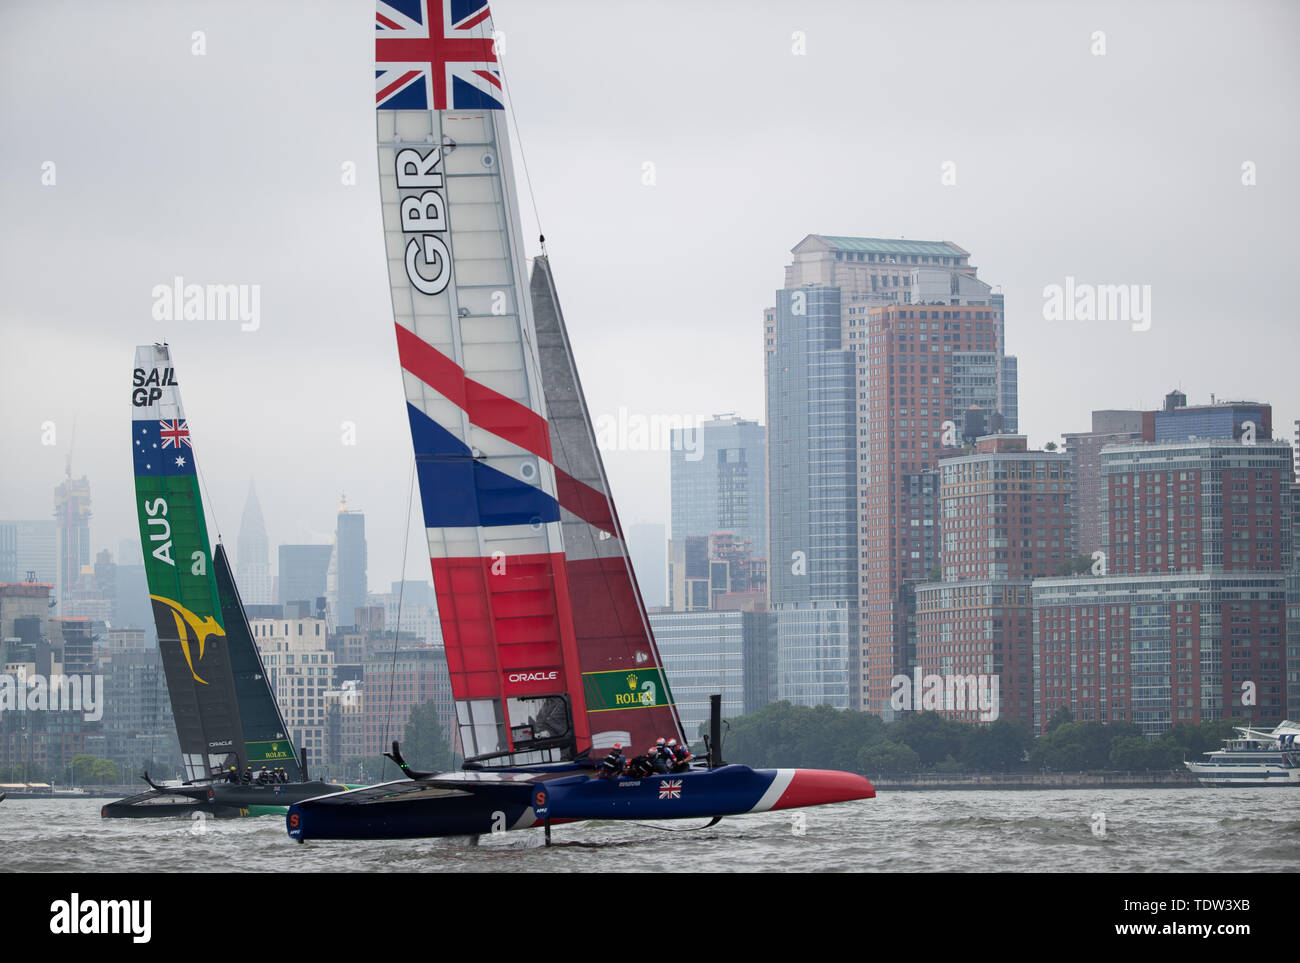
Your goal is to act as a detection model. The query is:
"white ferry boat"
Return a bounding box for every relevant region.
[1185,721,1300,786]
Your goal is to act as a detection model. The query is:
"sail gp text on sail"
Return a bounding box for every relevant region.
[397,147,451,295]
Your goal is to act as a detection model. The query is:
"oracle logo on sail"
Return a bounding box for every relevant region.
[507,671,558,684]
[395,147,451,296]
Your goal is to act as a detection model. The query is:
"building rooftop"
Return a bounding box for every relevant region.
[796,235,970,258]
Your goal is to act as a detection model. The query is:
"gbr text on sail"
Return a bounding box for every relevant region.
[396,147,451,296]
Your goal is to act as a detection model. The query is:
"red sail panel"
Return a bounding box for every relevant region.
[430,552,590,751]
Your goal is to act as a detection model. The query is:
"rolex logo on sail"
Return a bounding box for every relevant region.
[395,146,451,296]
[149,596,224,685]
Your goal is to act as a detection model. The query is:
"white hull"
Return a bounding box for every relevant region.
[1185,761,1300,787]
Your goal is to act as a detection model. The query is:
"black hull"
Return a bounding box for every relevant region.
[102,780,344,819]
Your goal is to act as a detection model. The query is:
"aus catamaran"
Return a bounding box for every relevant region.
[104,345,345,818]
[286,0,874,842]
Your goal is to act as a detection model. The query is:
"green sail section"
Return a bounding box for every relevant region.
[214,544,302,780]
[132,345,246,782]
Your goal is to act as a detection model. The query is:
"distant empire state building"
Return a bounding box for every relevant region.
[236,480,273,604]
[54,457,92,610]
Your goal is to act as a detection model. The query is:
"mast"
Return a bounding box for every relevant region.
[131,345,245,782]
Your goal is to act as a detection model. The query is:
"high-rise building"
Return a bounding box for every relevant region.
[379,580,442,647]
[251,616,335,767]
[649,609,776,739]
[362,646,455,759]
[667,534,767,613]
[54,468,92,610]
[765,282,856,708]
[916,436,1072,725]
[236,481,273,605]
[1032,438,1293,735]
[277,544,333,608]
[767,235,1012,713]
[670,415,767,558]
[1064,410,1144,559]
[0,521,58,586]
[100,647,178,775]
[335,498,367,630]
[626,523,667,608]
[862,294,1007,713]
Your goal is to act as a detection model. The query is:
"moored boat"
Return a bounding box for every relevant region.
[1185,721,1300,787]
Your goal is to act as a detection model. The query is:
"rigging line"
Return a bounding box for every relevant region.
[496,34,544,243]
[193,451,223,545]
[380,457,419,780]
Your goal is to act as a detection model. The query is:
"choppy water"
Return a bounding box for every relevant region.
[3,789,1296,872]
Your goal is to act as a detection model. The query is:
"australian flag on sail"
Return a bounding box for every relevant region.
[376,0,503,111]
[133,420,197,477]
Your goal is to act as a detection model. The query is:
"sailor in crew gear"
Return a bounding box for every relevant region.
[598,744,627,779]
[626,750,657,778]
[653,738,676,771]
[228,766,239,784]
[666,738,692,773]
[647,745,670,775]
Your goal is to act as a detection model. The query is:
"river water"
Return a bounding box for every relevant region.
[3,787,1296,873]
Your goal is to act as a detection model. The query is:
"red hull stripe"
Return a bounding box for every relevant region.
[396,324,553,462]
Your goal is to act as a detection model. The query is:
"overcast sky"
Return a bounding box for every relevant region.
[1,0,1297,588]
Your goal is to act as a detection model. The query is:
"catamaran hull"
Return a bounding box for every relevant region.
[103,780,345,819]
[286,765,874,841]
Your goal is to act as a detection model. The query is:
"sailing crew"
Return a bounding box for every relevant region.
[666,738,692,773]
[625,751,654,778]
[653,738,675,771]
[598,744,627,779]
[227,766,239,784]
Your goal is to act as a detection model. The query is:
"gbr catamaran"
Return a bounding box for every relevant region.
[286,0,874,842]
[104,345,345,818]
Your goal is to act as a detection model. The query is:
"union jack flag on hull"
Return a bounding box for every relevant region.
[376,0,503,111]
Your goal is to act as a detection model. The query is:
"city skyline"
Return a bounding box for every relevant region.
[2,0,1298,590]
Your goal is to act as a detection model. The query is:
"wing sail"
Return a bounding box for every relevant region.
[377,0,590,763]
[131,345,245,782]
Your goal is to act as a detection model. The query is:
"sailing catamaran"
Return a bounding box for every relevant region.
[285,0,874,842]
[104,345,345,818]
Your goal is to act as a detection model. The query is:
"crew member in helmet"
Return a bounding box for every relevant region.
[666,738,693,773]
[598,744,627,779]
[626,748,658,778]
[653,737,675,772]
